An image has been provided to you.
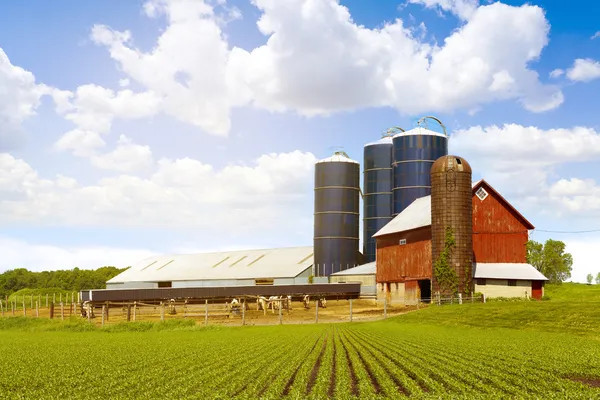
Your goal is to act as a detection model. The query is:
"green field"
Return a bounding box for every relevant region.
[0,283,599,399]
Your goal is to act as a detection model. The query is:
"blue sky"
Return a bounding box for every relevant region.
[0,0,599,282]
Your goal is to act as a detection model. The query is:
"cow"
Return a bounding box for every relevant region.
[303,295,310,309]
[256,296,268,311]
[318,297,327,308]
[267,296,281,314]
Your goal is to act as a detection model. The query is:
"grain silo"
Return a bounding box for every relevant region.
[430,155,473,296]
[314,151,361,276]
[362,127,403,263]
[392,116,448,217]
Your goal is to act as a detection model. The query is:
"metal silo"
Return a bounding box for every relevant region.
[362,127,403,263]
[314,151,360,276]
[392,116,448,217]
[430,155,473,296]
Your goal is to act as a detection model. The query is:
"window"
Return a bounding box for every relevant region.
[476,278,486,286]
[158,281,172,288]
[508,280,517,287]
[399,239,407,245]
[476,187,488,201]
[255,278,274,286]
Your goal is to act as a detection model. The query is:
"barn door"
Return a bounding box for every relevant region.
[531,281,543,300]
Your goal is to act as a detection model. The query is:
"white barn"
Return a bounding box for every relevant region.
[107,246,315,289]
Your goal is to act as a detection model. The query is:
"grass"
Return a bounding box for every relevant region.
[0,283,599,398]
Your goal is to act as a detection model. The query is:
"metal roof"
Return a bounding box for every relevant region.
[107,246,314,284]
[316,152,359,164]
[373,195,431,237]
[330,262,376,276]
[392,127,447,139]
[364,136,393,147]
[473,263,548,281]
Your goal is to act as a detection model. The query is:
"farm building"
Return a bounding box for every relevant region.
[373,159,548,304]
[106,246,318,290]
[329,262,377,297]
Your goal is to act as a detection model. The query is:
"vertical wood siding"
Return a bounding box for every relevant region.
[376,227,432,282]
[472,183,530,263]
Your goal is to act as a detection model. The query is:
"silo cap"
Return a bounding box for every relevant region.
[364,136,393,147]
[431,155,472,173]
[317,151,360,164]
[392,127,447,139]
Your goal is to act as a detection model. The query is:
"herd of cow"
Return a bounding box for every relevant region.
[80,294,328,318]
[229,294,327,314]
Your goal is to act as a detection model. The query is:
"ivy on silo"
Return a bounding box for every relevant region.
[434,226,459,295]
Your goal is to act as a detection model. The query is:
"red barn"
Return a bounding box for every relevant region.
[373,179,547,304]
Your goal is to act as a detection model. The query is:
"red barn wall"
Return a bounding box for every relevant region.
[472,185,529,263]
[376,226,432,283]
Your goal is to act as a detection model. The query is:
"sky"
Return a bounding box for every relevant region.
[0,0,599,283]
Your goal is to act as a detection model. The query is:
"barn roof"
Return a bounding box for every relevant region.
[373,179,534,238]
[473,179,535,230]
[372,196,431,237]
[107,246,314,284]
[473,263,548,281]
[330,262,376,276]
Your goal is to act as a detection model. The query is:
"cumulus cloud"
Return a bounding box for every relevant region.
[451,124,600,217]
[0,49,50,150]
[566,58,600,82]
[408,0,480,20]
[0,236,157,272]
[87,0,562,137]
[591,31,600,40]
[0,150,317,236]
[90,135,154,173]
[549,69,564,79]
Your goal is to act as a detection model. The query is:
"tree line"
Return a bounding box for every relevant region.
[0,266,127,298]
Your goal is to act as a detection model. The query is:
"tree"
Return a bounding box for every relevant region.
[526,239,573,284]
[596,273,600,285]
[587,274,593,285]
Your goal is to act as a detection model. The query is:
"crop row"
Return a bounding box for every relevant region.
[0,321,599,399]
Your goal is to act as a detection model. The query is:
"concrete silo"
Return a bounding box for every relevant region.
[313,151,361,276]
[392,116,448,217]
[362,128,403,263]
[430,155,473,296]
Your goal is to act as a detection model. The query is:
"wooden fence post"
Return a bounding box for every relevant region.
[384,297,388,319]
[60,302,64,321]
[204,300,209,326]
[126,304,132,322]
[315,300,319,324]
[160,302,165,322]
[38,294,41,309]
[49,303,54,319]
[242,297,246,326]
[53,293,56,305]
[22,298,26,317]
[482,293,486,303]
[459,293,463,305]
[35,301,39,318]
[349,298,353,322]
[278,300,282,325]
[101,305,106,327]
[133,302,137,322]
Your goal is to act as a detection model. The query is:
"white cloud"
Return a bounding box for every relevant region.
[549,68,564,79]
[408,0,480,20]
[90,135,154,173]
[0,150,317,235]
[0,236,157,272]
[566,58,600,82]
[88,0,562,137]
[591,31,600,40]
[119,78,130,87]
[451,124,600,217]
[0,48,50,149]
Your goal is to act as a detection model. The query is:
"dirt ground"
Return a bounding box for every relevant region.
[3,299,418,326]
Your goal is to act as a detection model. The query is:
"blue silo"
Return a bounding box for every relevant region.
[392,117,449,217]
[362,128,402,263]
[313,151,361,276]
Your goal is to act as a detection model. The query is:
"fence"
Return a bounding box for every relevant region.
[0,292,489,326]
